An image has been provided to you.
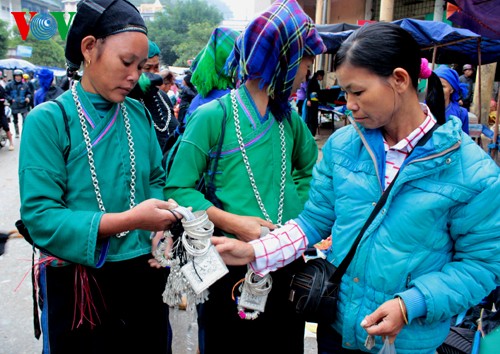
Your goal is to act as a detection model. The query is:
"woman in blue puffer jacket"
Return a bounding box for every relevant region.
[212,22,500,354]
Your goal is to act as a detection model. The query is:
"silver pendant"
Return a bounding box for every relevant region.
[238,271,272,313]
[181,245,228,295]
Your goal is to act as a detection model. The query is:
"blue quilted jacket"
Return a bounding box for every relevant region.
[298,117,500,353]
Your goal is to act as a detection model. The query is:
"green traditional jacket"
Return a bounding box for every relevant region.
[19,84,165,266]
[165,86,318,236]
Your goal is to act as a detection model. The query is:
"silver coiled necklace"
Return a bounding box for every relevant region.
[72,82,137,238]
[231,89,287,320]
[142,91,173,133]
[230,90,287,226]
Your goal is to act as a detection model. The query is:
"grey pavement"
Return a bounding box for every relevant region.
[0,124,325,354]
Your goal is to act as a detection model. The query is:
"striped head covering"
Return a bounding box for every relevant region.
[65,0,147,72]
[225,0,326,121]
[191,27,240,98]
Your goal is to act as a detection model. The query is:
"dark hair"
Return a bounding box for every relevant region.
[334,22,445,123]
[333,22,420,90]
[425,72,446,125]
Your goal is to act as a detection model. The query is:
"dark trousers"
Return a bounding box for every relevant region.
[39,255,172,354]
[297,99,305,116]
[306,102,319,137]
[198,260,306,354]
[317,322,367,354]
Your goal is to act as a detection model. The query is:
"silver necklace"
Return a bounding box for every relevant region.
[231,89,287,320]
[230,90,287,226]
[71,82,137,238]
[142,91,172,133]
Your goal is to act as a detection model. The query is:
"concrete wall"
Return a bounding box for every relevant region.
[329,0,366,23]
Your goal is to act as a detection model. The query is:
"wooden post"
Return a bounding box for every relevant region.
[433,0,445,21]
[380,0,394,22]
[315,0,325,73]
[431,45,437,69]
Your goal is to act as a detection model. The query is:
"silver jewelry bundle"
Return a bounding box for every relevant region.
[155,206,228,311]
[236,268,273,320]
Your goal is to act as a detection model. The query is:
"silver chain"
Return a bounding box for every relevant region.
[230,90,286,226]
[71,82,137,237]
[142,91,172,133]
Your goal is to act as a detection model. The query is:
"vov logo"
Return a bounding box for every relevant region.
[11,12,76,41]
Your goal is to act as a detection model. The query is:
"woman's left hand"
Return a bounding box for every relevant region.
[148,230,174,269]
[360,298,407,343]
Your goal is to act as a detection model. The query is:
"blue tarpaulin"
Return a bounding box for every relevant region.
[317,18,500,65]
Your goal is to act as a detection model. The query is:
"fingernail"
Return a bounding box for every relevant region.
[360,319,367,327]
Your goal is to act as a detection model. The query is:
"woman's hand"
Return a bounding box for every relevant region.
[148,230,174,269]
[229,215,275,241]
[211,236,256,266]
[360,298,407,343]
[207,207,275,241]
[126,198,180,231]
[99,198,182,238]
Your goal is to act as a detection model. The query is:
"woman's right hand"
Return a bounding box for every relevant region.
[127,198,181,231]
[207,207,275,242]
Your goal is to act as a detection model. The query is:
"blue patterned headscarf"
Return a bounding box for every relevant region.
[225,0,326,121]
[435,65,469,104]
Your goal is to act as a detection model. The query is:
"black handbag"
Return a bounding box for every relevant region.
[288,179,394,323]
[288,125,438,324]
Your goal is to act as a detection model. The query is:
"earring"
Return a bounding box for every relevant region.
[85,59,91,67]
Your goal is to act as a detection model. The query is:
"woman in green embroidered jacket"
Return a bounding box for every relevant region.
[18,1,179,353]
[164,1,326,353]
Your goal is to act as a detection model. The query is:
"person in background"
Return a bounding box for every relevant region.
[34,69,64,106]
[0,82,15,150]
[59,68,80,91]
[159,69,176,100]
[0,71,7,88]
[143,39,161,73]
[129,40,179,157]
[19,0,178,352]
[176,70,197,125]
[435,65,469,134]
[163,1,326,353]
[488,98,497,127]
[23,73,36,110]
[5,69,32,137]
[459,64,474,110]
[306,69,324,138]
[186,26,240,120]
[212,22,500,354]
[296,69,310,118]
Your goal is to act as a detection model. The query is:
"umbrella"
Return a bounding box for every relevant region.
[0,58,39,72]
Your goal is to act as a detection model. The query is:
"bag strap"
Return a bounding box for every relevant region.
[195,98,227,191]
[51,99,70,162]
[331,123,439,282]
[208,98,227,185]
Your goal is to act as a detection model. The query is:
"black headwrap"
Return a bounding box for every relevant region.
[65,0,147,72]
